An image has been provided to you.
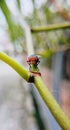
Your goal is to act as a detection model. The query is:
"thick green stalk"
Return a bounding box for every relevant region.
[34,76,70,130]
[0,52,30,81]
[31,22,70,32]
[0,52,70,130]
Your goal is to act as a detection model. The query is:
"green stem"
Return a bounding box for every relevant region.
[0,52,70,130]
[0,0,16,40]
[31,22,70,32]
[34,76,70,130]
[0,52,30,81]
[0,0,13,31]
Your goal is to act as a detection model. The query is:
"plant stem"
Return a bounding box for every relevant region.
[31,22,70,32]
[34,76,70,130]
[0,52,30,81]
[0,0,13,36]
[0,52,70,129]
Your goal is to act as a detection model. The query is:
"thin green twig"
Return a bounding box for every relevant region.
[31,22,70,32]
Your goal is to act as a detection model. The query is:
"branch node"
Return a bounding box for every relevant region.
[28,72,41,83]
[28,75,34,83]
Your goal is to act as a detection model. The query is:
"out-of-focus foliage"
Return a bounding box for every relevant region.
[16,0,21,10]
[0,0,70,67]
[0,0,24,41]
[25,0,70,52]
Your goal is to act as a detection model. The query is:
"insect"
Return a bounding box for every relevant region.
[27,54,41,76]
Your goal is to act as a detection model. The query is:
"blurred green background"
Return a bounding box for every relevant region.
[0,0,70,130]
